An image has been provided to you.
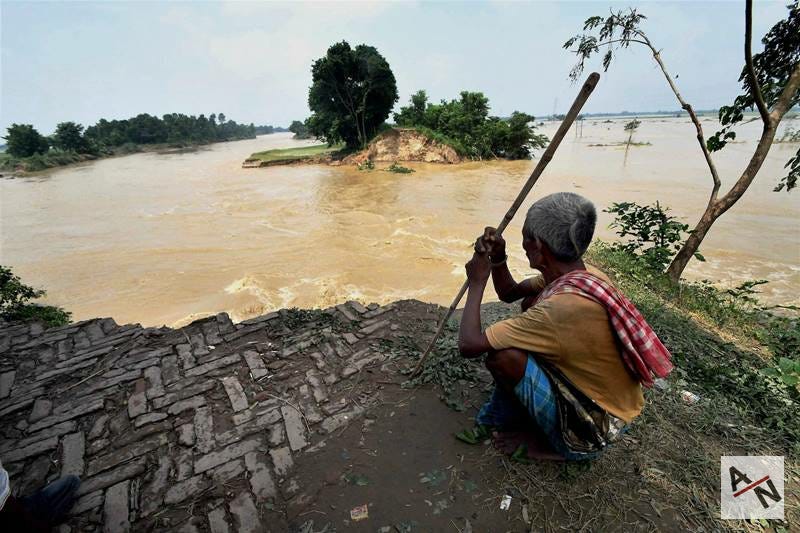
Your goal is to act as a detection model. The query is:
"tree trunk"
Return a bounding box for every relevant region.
[666,121,778,282]
[665,204,718,282]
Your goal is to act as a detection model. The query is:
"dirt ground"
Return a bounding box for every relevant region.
[279,299,796,533]
[282,360,687,533]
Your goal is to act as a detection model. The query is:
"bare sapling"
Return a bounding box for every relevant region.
[564,0,800,282]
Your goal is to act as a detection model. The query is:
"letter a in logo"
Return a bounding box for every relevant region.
[729,466,751,492]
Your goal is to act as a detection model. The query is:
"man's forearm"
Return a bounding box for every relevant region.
[490,262,522,302]
[458,281,486,358]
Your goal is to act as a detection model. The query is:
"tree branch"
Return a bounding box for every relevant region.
[595,38,650,47]
[745,0,770,124]
[714,60,800,214]
[636,34,722,204]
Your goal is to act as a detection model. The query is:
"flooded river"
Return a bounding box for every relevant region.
[1,117,798,327]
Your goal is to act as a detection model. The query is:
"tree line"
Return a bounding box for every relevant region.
[3,113,282,159]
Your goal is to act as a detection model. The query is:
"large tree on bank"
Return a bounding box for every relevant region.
[306,41,398,149]
[3,124,49,158]
[53,122,92,153]
[565,0,800,282]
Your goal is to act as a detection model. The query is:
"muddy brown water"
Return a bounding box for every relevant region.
[1,118,798,327]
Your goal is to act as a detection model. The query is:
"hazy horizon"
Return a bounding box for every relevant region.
[1,1,792,135]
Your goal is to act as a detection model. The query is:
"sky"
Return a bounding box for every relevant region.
[0,0,792,134]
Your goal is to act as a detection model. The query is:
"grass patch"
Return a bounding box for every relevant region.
[246,144,343,164]
[0,150,95,173]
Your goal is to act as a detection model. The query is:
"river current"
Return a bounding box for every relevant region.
[1,117,798,327]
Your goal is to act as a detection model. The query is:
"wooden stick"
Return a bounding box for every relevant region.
[411,72,600,376]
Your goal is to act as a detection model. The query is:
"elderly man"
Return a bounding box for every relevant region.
[457,192,672,461]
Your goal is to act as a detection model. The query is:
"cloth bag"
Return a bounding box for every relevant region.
[539,363,627,455]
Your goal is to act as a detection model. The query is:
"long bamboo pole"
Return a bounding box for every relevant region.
[411,72,600,376]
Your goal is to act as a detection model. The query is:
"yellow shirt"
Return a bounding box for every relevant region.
[485,267,644,422]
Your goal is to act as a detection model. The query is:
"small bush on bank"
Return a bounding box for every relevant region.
[605,201,703,271]
[0,266,71,327]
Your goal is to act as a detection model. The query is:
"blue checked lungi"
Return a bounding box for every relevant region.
[476,355,600,461]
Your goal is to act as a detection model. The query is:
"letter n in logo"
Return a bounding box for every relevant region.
[722,456,784,519]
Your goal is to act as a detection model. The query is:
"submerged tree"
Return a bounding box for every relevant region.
[623,118,641,161]
[564,0,800,282]
[307,41,398,149]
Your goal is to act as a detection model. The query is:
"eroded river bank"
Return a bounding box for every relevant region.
[1,118,798,327]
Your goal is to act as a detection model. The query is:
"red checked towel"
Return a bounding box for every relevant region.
[533,270,673,388]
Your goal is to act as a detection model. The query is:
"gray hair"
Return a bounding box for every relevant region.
[522,192,597,262]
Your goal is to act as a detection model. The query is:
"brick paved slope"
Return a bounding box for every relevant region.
[0,300,432,532]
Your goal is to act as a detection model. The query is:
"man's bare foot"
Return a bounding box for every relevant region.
[492,430,566,462]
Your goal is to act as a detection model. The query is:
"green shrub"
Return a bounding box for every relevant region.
[412,126,469,156]
[357,159,375,171]
[605,201,703,271]
[385,162,414,173]
[0,266,70,327]
[12,304,72,327]
[24,153,49,171]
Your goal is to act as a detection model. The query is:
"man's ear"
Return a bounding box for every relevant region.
[534,238,551,260]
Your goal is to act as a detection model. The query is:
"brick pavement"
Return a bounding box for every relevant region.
[0,300,432,532]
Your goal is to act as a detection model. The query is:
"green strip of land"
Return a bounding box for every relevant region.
[246,144,342,164]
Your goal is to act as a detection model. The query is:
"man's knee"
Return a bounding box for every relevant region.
[485,348,528,383]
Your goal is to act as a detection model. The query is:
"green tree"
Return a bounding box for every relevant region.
[3,124,49,157]
[394,90,429,126]
[288,120,311,139]
[85,118,128,146]
[307,41,398,149]
[564,0,800,282]
[498,111,548,159]
[53,121,91,153]
[126,113,168,144]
